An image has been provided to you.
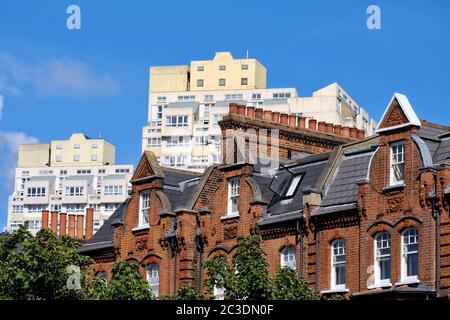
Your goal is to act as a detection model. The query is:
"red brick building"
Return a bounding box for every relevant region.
[79,94,450,299]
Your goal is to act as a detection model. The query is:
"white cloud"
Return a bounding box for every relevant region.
[0,130,39,188]
[0,95,3,119]
[0,52,120,98]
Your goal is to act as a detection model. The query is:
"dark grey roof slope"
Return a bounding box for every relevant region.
[434,138,450,165]
[162,168,201,210]
[321,151,374,207]
[162,168,201,187]
[78,200,129,254]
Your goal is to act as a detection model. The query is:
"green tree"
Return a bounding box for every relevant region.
[172,283,204,300]
[0,224,91,300]
[273,267,318,300]
[203,256,236,300]
[87,260,154,300]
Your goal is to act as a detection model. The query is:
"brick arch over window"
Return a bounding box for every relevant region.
[366,221,395,236]
[142,254,162,266]
[393,216,422,233]
[207,246,231,259]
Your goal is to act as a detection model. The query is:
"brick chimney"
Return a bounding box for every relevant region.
[85,208,94,240]
[263,110,272,121]
[255,108,263,119]
[50,211,58,233]
[42,210,49,229]
[298,116,306,129]
[237,104,246,115]
[272,112,280,123]
[318,121,326,132]
[357,129,365,139]
[76,215,84,240]
[59,212,67,236]
[326,123,334,134]
[350,127,358,138]
[308,119,317,130]
[280,113,288,125]
[341,126,350,137]
[334,125,342,135]
[289,115,296,127]
[68,214,76,238]
[229,103,238,114]
[247,106,255,118]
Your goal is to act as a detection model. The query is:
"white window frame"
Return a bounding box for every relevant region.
[197,79,204,87]
[401,228,419,282]
[374,232,392,287]
[55,155,62,162]
[390,140,405,186]
[139,191,150,227]
[227,177,240,216]
[219,78,226,86]
[91,154,98,161]
[331,239,346,290]
[147,264,159,297]
[280,246,296,270]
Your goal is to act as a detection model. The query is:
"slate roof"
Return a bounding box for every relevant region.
[321,150,374,207]
[77,199,129,254]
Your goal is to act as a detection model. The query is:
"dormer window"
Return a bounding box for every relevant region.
[390,141,405,185]
[227,177,240,216]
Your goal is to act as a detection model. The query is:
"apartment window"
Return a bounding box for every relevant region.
[195,136,208,146]
[192,156,208,163]
[204,95,214,102]
[65,186,84,196]
[157,96,167,103]
[26,220,41,231]
[27,187,46,197]
[331,239,346,289]
[147,138,161,147]
[50,204,62,212]
[73,155,80,162]
[199,104,210,124]
[166,136,188,147]
[163,155,185,167]
[212,154,222,164]
[197,79,204,87]
[252,93,261,100]
[74,144,80,149]
[225,94,243,100]
[105,203,119,212]
[390,141,405,185]
[91,155,98,161]
[166,115,189,127]
[26,205,47,214]
[219,65,226,71]
[93,220,104,232]
[56,155,62,162]
[401,228,419,281]
[219,79,226,86]
[92,143,98,149]
[147,264,159,297]
[280,247,296,270]
[151,105,163,126]
[98,169,105,174]
[227,177,240,216]
[77,169,91,174]
[39,170,53,175]
[177,95,196,101]
[66,204,85,213]
[241,78,248,85]
[374,232,391,286]
[115,168,130,173]
[197,66,204,71]
[139,191,150,226]
[56,144,63,149]
[213,114,224,125]
[241,64,248,70]
[60,170,67,175]
[12,205,24,214]
[273,92,291,99]
[104,185,123,196]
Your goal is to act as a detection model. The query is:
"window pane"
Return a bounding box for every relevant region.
[407,253,418,277]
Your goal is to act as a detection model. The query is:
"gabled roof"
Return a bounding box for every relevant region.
[377,93,421,133]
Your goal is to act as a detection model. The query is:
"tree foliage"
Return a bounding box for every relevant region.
[87,260,154,300]
[273,267,318,300]
[0,224,91,300]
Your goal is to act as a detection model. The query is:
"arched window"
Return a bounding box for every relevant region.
[331,239,346,289]
[146,264,159,297]
[280,246,296,270]
[96,271,108,284]
[213,284,226,300]
[374,232,391,286]
[401,228,419,282]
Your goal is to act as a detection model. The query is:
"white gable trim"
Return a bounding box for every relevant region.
[376,93,421,132]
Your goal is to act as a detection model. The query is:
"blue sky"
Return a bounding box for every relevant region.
[0,0,449,229]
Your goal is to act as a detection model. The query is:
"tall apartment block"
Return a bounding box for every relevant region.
[142,51,378,171]
[6,133,134,234]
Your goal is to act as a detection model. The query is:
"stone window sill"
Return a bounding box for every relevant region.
[220,213,240,221]
[132,224,150,233]
[395,278,420,286]
[382,183,405,193]
[367,282,392,290]
[320,288,349,294]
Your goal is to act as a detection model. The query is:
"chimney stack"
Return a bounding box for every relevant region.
[341,126,350,137]
[85,208,94,240]
[318,121,327,133]
[298,116,306,129]
[280,113,288,125]
[272,112,280,123]
[263,110,272,121]
[326,123,334,134]
[349,127,358,138]
[308,119,317,130]
[357,129,365,139]
[229,103,238,114]
[76,215,84,239]
[334,125,342,135]
[237,105,246,116]
[42,210,49,229]
[59,212,67,236]
[289,115,296,127]
[68,214,76,238]
[51,211,58,233]
[255,108,263,119]
[246,106,255,118]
